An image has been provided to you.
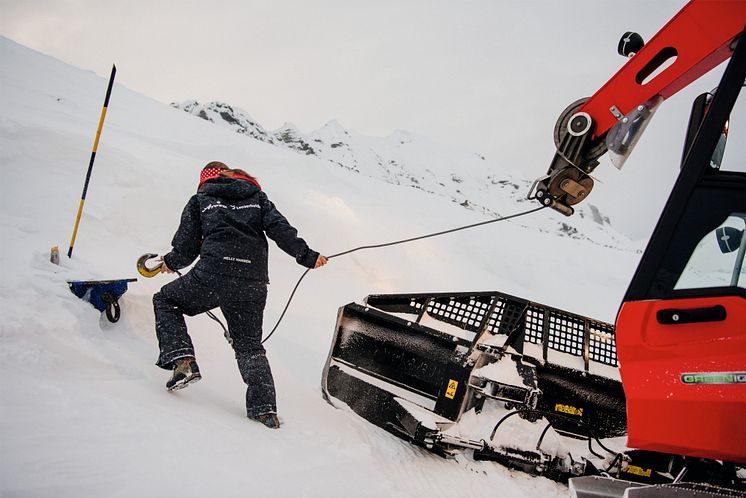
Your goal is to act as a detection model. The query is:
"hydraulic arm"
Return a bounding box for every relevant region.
[529,0,746,215]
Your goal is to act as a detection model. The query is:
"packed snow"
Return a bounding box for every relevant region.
[0,29,733,497]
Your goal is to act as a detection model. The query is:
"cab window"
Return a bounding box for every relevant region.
[674,214,746,291]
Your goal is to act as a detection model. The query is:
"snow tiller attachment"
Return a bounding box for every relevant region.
[322,290,626,481]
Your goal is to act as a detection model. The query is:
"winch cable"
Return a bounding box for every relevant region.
[260,204,546,344]
[173,269,231,341]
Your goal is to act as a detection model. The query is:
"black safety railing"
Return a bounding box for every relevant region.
[364,291,618,371]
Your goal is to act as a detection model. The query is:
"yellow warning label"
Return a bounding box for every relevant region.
[623,465,652,478]
[445,379,459,399]
[554,403,584,417]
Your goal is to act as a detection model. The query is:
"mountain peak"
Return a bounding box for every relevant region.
[323,119,344,129]
[316,119,350,137]
[276,121,300,133]
[171,100,275,145]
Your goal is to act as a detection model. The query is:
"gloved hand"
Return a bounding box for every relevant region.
[160,256,175,274]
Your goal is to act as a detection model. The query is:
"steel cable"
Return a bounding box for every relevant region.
[260,205,546,343]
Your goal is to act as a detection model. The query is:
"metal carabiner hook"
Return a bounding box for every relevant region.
[137,253,163,278]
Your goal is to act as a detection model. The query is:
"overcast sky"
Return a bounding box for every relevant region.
[1,1,691,150]
[6,0,743,239]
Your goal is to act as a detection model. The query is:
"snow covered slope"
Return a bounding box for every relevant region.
[0,36,643,497]
[172,100,633,248]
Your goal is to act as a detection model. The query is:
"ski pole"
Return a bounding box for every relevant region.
[68,64,117,258]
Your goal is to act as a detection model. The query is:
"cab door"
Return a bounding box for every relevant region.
[616,31,746,465]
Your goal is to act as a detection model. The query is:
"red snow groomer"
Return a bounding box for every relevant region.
[322,1,746,496]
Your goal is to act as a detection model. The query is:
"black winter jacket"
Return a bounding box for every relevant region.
[163,178,319,282]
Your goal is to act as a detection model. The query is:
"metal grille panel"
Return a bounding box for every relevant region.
[367,291,618,368]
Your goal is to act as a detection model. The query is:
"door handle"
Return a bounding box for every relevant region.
[656,305,727,325]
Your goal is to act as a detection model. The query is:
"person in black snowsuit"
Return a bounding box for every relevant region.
[153,161,327,429]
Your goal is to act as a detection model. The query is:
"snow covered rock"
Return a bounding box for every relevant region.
[171,100,277,145]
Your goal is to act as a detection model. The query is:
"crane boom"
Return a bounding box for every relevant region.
[529,0,746,216]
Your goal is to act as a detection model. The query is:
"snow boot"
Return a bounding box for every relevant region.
[166,357,201,391]
[250,412,280,429]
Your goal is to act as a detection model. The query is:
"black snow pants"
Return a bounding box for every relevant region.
[153,268,276,417]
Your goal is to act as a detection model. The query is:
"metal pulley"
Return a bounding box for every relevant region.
[553,97,607,164]
[529,97,603,216]
[547,167,594,206]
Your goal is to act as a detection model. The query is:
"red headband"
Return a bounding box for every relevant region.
[199,167,224,187]
[198,168,262,189]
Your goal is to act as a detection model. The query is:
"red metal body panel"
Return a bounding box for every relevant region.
[616,295,746,463]
[581,0,746,139]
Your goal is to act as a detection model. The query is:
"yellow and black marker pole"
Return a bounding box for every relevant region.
[67,64,117,258]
